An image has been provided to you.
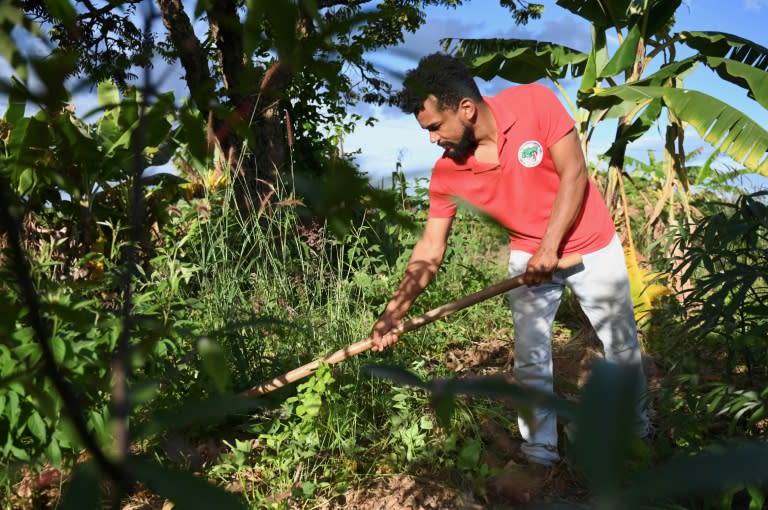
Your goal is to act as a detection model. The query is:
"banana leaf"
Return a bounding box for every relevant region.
[585,85,768,173]
[579,25,607,93]
[680,31,768,70]
[599,24,641,78]
[601,98,663,161]
[556,0,680,35]
[701,56,768,110]
[444,38,587,83]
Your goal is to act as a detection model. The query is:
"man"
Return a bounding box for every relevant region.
[370,53,648,497]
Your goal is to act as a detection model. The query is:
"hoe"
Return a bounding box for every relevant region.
[243,253,583,398]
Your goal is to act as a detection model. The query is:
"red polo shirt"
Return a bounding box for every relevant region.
[427,83,615,256]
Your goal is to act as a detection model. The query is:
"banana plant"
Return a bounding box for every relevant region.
[443,0,768,301]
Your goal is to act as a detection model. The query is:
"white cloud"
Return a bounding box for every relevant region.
[743,0,768,11]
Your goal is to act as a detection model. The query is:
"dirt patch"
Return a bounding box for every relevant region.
[446,338,513,376]
[8,465,62,510]
[336,474,484,510]
[444,321,604,395]
[121,486,166,510]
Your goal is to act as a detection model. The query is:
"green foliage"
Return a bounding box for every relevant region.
[253,364,337,472]
[0,73,188,469]
[671,191,768,382]
[587,85,768,173]
[369,360,768,510]
[661,375,768,443]
[631,190,766,496]
[0,287,115,464]
[162,173,516,505]
[1,17,267,508]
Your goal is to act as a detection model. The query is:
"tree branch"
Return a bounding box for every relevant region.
[77,0,142,21]
[317,0,372,8]
[156,0,215,116]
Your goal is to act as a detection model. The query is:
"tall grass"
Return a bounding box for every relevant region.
[167,161,522,505]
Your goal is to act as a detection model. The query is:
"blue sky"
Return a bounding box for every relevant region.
[346,0,768,188]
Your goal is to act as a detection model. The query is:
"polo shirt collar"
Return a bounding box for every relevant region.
[484,94,517,154]
[434,94,515,174]
[436,153,500,174]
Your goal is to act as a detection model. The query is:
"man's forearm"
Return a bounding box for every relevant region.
[540,130,589,255]
[540,168,586,254]
[383,239,445,320]
[371,216,452,351]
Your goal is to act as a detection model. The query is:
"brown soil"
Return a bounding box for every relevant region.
[9,465,63,510]
[335,474,486,510]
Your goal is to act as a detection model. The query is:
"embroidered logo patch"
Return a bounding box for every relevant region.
[518,140,544,168]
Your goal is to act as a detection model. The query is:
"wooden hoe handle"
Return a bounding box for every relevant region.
[243,253,583,398]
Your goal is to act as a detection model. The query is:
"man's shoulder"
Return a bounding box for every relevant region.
[492,82,553,102]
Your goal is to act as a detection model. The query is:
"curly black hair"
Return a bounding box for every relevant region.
[398,53,483,115]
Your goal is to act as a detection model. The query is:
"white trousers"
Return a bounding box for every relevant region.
[507,235,649,465]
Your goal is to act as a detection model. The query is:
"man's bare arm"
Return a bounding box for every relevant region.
[525,129,588,285]
[371,216,453,351]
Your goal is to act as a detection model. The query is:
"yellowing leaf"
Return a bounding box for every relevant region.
[625,247,672,329]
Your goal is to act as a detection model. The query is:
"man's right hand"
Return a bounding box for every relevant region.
[371,315,402,352]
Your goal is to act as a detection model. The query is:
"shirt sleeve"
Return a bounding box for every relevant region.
[427,170,458,218]
[532,84,576,148]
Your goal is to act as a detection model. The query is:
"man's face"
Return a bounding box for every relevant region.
[416,96,476,162]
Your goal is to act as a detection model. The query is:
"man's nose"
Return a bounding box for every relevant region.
[429,131,439,144]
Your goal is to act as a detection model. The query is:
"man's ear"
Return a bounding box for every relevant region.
[458,98,476,121]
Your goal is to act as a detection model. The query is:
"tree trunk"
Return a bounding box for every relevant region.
[157,0,292,211]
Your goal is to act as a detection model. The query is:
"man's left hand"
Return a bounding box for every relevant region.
[524,250,559,286]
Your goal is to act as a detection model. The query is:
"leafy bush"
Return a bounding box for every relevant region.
[669,191,768,384]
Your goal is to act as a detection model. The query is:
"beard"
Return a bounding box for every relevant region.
[440,126,477,162]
